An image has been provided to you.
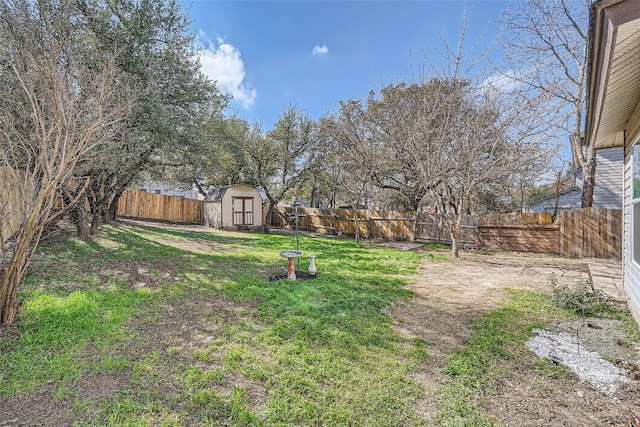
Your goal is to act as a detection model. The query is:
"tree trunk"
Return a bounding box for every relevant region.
[1,226,32,327]
[411,210,418,242]
[450,230,459,258]
[353,208,360,243]
[105,193,120,223]
[1,271,20,327]
[449,214,464,259]
[581,150,596,208]
[70,205,91,241]
[263,203,274,233]
[310,185,317,208]
[90,205,101,235]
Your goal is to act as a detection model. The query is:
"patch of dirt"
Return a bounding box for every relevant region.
[390,250,640,426]
[268,270,318,282]
[132,294,260,360]
[550,318,639,362]
[155,237,228,253]
[0,389,75,427]
[378,241,424,251]
[488,368,640,426]
[80,260,179,290]
[71,371,132,401]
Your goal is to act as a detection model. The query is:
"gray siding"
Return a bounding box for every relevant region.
[594,147,624,208]
[526,187,581,213]
[624,138,640,325]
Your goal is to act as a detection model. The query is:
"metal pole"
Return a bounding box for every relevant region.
[295,203,300,272]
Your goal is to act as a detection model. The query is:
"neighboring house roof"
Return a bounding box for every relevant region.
[526,187,581,207]
[585,0,640,150]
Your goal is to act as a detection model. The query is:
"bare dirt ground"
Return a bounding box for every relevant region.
[391,250,640,426]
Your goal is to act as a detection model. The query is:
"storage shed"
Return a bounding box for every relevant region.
[203,184,263,229]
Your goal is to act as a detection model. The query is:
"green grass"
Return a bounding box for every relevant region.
[1,223,429,426]
[8,223,635,425]
[436,290,568,426]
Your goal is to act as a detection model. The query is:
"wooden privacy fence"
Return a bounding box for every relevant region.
[274,207,622,259]
[117,189,204,225]
[560,208,621,258]
[476,212,560,254]
[475,209,621,258]
[112,192,621,259]
[273,207,477,244]
[1,168,30,242]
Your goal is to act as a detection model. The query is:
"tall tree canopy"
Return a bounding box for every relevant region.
[71,0,225,236]
[242,106,322,232]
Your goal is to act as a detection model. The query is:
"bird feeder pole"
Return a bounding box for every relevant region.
[293,200,301,272]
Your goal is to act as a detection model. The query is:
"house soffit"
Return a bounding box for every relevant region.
[589,0,640,149]
[595,19,640,147]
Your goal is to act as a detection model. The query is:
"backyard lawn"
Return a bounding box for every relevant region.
[1,221,639,426]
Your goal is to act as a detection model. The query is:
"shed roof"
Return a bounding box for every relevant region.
[203,184,259,202]
[204,187,227,202]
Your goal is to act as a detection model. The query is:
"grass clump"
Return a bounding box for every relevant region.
[550,275,626,319]
[437,290,564,426]
[551,275,640,346]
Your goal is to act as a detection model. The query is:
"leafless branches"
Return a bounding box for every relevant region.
[0,0,133,326]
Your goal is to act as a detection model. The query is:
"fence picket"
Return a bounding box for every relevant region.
[272,206,621,259]
[117,189,204,225]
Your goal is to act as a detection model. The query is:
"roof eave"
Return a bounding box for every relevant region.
[585,0,640,149]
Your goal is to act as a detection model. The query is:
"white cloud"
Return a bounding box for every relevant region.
[481,70,521,94]
[311,44,329,56]
[198,32,256,108]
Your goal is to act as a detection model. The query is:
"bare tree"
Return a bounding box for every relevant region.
[499,0,593,206]
[320,101,381,242]
[366,82,451,241]
[0,1,132,326]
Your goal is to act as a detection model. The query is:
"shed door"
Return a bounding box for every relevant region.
[232,197,254,225]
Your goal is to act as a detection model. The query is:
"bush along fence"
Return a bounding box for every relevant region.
[273,206,622,259]
[117,189,204,225]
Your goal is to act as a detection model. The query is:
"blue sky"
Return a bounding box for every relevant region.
[187,1,513,130]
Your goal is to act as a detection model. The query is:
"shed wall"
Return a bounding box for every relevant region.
[221,185,262,228]
[203,201,222,228]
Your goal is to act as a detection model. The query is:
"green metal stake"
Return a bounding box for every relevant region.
[293,200,301,272]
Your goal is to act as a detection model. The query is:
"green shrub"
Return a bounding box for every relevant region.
[550,275,626,318]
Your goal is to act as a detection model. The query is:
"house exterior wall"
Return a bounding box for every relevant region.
[526,188,582,214]
[137,180,199,199]
[623,103,640,325]
[525,148,622,214]
[221,185,262,228]
[594,147,624,208]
